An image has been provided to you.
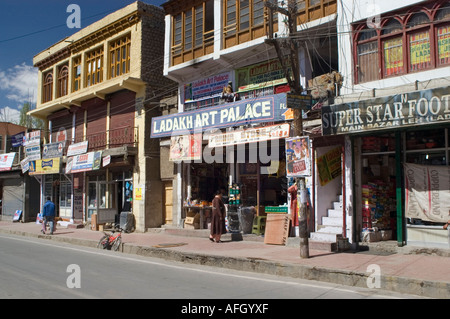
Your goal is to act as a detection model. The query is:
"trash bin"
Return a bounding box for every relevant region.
[238,207,255,234]
[227,206,240,233]
[120,211,135,233]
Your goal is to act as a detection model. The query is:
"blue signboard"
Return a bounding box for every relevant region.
[151,93,292,138]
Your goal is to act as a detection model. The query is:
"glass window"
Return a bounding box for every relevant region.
[72,56,81,92]
[225,0,237,36]
[86,47,103,86]
[253,0,264,26]
[57,64,69,97]
[60,180,72,209]
[437,25,450,66]
[409,30,431,71]
[173,14,182,54]
[185,10,192,50]
[239,0,250,30]
[357,41,379,83]
[195,5,203,47]
[383,37,404,76]
[43,71,53,103]
[109,35,130,79]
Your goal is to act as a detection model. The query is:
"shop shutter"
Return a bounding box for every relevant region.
[84,98,107,150]
[109,90,135,147]
[2,179,24,217]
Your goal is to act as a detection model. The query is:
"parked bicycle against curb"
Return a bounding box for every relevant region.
[97,228,123,251]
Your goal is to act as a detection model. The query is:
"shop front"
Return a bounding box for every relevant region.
[322,85,450,248]
[152,92,294,233]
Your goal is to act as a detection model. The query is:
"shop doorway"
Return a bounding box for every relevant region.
[163,181,173,225]
[357,132,398,242]
[87,178,118,221]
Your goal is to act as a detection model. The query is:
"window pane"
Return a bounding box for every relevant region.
[240,0,250,30]
[253,0,264,26]
[409,30,431,71]
[437,25,450,65]
[383,37,404,76]
[407,13,429,28]
[195,5,203,47]
[383,19,402,35]
[357,41,379,82]
[185,10,192,50]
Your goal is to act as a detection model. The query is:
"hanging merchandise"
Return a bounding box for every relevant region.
[361,181,395,242]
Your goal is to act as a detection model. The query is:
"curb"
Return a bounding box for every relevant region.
[1,228,448,298]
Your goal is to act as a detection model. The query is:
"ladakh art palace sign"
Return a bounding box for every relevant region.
[322,86,450,135]
[151,93,293,138]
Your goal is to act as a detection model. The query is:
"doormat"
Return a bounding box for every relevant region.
[152,243,188,248]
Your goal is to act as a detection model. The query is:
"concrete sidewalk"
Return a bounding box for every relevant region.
[0,220,449,298]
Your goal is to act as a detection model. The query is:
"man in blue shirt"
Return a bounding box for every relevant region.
[42,197,56,235]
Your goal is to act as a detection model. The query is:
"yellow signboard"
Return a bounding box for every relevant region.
[29,158,60,175]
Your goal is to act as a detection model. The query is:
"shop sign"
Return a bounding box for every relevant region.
[208,123,290,148]
[0,153,16,171]
[11,132,25,147]
[322,86,450,135]
[25,145,41,161]
[20,157,30,173]
[317,147,342,186]
[65,151,102,174]
[42,142,64,159]
[29,158,60,175]
[23,130,41,147]
[285,136,311,177]
[405,163,450,223]
[102,155,111,167]
[151,93,291,138]
[184,72,231,102]
[287,94,312,110]
[169,134,202,162]
[67,141,88,157]
[236,58,287,88]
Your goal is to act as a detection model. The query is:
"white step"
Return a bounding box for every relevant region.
[327,209,342,218]
[333,201,342,210]
[311,232,339,242]
[317,225,342,234]
[322,216,343,226]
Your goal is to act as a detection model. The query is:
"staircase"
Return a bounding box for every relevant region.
[309,195,349,252]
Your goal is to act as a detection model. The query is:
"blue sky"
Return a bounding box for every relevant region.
[0,0,166,123]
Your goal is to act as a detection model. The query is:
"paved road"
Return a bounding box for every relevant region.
[0,234,422,300]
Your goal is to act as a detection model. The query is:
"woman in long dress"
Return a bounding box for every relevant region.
[209,191,226,243]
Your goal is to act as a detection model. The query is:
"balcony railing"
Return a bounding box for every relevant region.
[70,126,138,153]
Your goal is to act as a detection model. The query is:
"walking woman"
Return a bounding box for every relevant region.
[209,190,226,243]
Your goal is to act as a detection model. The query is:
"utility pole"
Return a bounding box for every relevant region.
[265,0,309,258]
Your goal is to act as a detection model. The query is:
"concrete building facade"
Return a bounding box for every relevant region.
[30,1,175,231]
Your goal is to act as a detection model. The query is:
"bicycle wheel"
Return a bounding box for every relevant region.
[111,235,122,251]
[97,234,109,249]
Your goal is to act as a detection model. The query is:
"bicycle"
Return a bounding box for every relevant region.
[97,228,123,251]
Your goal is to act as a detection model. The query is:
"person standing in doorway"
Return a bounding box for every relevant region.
[41,197,56,235]
[209,191,226,243]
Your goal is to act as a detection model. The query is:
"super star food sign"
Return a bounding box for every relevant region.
[322,86,450,135]
[151,93,293,138]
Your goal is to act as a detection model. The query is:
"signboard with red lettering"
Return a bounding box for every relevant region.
[0,153,16,171]
[66,151,102,173]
